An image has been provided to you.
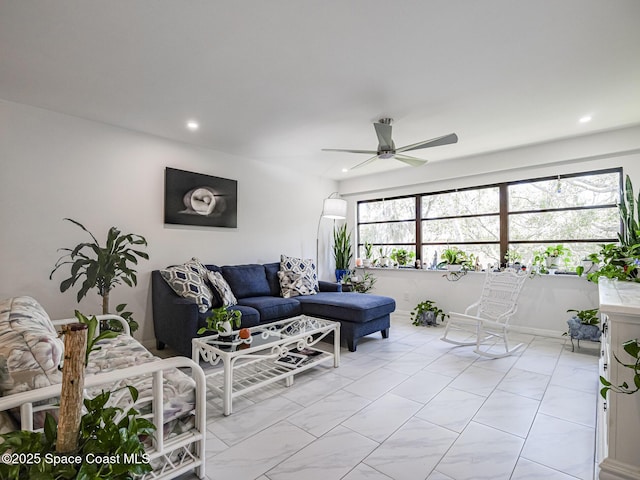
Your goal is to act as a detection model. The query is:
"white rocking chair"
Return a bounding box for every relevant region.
[441,269,527,358]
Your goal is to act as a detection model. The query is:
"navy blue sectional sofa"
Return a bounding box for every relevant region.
[151,262,396,356]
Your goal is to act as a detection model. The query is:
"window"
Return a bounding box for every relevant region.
[357,168,621,269]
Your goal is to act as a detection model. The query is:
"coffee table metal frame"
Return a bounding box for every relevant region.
[192,315,340,415]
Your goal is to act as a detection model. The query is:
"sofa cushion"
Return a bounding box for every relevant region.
[237,297,302,322]
[296,292,396,324]
[277,270,317,298]
[0,296,64,397]
[263,262,282,297]
[221,264,271,299]
[206,270,237,306]
[280,255,318,291]
[160,259,215,313]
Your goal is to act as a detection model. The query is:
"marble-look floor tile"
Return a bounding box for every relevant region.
[265,426,379,480]
[447,365,506,397]
[385,351,438,375]
[436,422,524,480]
[496,368,551,400]
[204,429,229,457]
[514,353,559,376]
[342,393,422,442]
[343,367,410,400]
[335,355,391,380]
[207,394,302,445]
[521,413,595,480]
[550,365,599,393]
[416,387,485,433]
[424,353,475,377]
[364,418,458,480]
[539,384,597,428]
[287,389,371,437]
[281,370,353,406]
[206,421,314,480]
[426,471,455,480]
[342,463,393,480]
[473,389,539,438]
[473,353,520,373]
[390,369,452,404]
[511,457,581,479]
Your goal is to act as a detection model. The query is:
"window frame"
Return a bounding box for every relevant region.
[356,167,622,266]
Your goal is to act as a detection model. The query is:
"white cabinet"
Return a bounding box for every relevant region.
[597,279,640,480]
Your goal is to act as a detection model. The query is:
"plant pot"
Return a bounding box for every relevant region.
[379,257,390,267]
[335,269,349,283]
[581,260,598,274]
[545,256,560,269]
[446,264,463,272]
[418,311,437,326]
[363,259,372,268]
[218,320,233,337]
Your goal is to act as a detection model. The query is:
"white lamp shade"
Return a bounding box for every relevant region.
[322,198,347,219]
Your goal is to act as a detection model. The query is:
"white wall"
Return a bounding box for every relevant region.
[341,125,640,336]
[0,100,337,345]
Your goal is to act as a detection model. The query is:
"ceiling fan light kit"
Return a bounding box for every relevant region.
[322,118,458,170]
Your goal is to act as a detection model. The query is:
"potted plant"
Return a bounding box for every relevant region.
[377,247,391,268]
[531,244,570,274]
[576,252,600,276]
[565,308,601,350]
[390,248,415,267]
[439,247,471,271]
[363,242,374,267]
[333,224,353,282]
[504,249,522,269]
[198,306,242,337]
[50,219,148,332]
[411,300,448,326]
[343,271,377,293]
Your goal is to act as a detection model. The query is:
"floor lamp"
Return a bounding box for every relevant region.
[316,193,347,279]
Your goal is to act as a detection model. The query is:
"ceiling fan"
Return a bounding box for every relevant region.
[322,118,458,170]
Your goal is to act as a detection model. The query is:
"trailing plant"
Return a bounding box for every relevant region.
[50,219,148,332]
[0,386,155,479]
[411,300,448,326]
[343,271,377,293]
[566,308,600,326]
[390,248,415,267]
[198,306,242,334]
[333,224,353,270]
[531,244,570,274]
[576,252,601,277]
[600,338,640,399]
[504,249,522,265]
[583,243,640,283]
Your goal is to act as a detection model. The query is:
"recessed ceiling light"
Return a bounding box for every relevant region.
[342,168,349,173]
[186,120,199,131]
[579,115,592,124]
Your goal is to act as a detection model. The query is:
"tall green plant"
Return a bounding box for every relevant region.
[619,174,640,247]
[50,219,148,332]
[333,224,353,270]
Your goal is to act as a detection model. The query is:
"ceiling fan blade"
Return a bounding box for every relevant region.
[322,148,378,155]
[394,154,428,167]
[374,121,394,150]
[350,155,380,170]
[396,133,458,153]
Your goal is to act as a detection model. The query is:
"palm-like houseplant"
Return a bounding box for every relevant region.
[50,218,148,332]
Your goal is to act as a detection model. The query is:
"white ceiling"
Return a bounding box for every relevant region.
[1,1,639,180]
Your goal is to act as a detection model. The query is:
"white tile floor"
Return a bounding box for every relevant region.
[168,315,600,480]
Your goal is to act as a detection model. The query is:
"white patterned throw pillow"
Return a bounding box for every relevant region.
[206,271,237,306]
[160,258,214,313]
[280,254,318,292]
[277,270,317,298]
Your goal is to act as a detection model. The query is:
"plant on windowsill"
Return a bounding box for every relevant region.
[198,306,242,337]
[377,247,391,268]
[438,247,472,271]
[333,224,353,282]
[49,218,148,333]
[411,300,448,327]
[504,249,523,269]
[600,338,640,398]
[530,244,571,275]
[390,248,415,267]
[363,242,374,267]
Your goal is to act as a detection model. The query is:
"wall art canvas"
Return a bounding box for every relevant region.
[164,167,237,228]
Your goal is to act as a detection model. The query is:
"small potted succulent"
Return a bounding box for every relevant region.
[363,242,374,267]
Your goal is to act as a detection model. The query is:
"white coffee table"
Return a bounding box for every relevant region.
[192,315,340,415]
